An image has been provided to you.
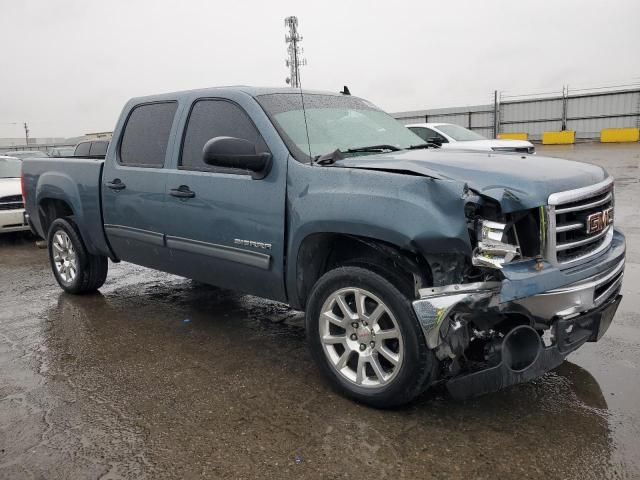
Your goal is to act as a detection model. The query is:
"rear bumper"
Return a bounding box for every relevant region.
[0,209,30,233]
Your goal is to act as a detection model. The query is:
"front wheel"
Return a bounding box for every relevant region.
[306,266,436,408]
[48,217,108,294]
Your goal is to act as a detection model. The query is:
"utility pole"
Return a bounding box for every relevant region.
[493,90,500,139]
[561,85,568,131]
[24,122,30,146]
[284,16,306,88]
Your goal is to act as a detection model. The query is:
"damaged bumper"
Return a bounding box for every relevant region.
[412,228,625,399]
[446,293,621,399]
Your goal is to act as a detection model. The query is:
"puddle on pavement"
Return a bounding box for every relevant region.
[4,278,621,478]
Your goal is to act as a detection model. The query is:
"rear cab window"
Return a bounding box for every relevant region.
[119,102,178,168]
[89,141,108,157]
[74,142,91,156]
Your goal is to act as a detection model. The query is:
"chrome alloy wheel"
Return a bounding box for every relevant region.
[52,231,77,283]
[319,287,404,388]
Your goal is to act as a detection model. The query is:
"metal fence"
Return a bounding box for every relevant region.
[393,84,640,141]
[0,143,75,154]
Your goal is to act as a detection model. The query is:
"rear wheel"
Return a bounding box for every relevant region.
[306,266,436,407]
[48,218,108,294]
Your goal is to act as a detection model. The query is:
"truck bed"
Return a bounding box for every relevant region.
[22,157,113,258]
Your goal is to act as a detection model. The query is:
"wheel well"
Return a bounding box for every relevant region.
[39,198,74,235]
[295,233,432,309]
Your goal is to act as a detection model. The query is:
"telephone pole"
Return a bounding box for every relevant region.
[284,16,307,88]
[24,122,30,145]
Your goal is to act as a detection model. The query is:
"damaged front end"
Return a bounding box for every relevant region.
[413,180,626,400]
[413,259,623,400]
[464,190,546,271]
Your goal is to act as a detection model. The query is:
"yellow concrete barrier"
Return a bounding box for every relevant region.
[542,131,575,145]
[497,133,528,141]
[600,128,639,143]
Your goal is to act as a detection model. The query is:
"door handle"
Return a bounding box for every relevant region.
[106,179,126,190]
[169,186,195,198]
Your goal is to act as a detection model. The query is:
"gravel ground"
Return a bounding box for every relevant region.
[1,142,639,479]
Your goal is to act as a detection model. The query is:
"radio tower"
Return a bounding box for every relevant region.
[284,16,306,88]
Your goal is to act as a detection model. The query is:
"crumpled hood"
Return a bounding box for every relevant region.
[335,149,608,212]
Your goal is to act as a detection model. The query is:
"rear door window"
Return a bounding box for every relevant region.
[119,102,178,167]
[180,99,268,172]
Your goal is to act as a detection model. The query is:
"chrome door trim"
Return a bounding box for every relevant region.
[165,235,271,270]
[104,224,165,247]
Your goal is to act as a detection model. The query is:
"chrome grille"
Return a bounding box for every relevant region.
[546,178,614,266]
[0,195,24,211]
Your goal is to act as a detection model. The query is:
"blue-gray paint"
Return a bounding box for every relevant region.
[24,159,113,257]
[336,149,607,213]
[21,86,624,311]
[499,229,626,302]
[166,235,271,270]
[104,224,164,247]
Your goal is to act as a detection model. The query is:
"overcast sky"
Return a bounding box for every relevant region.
[1,0,639,138]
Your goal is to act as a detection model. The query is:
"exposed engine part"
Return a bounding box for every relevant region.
[412,281,501,350]
[434,314,471,360]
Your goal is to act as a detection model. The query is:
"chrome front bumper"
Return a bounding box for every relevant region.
[513,258,624,321]
[0,208,30,233]
[413,251,625,351]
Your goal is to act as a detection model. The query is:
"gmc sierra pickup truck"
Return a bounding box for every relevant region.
[22,87,625,407]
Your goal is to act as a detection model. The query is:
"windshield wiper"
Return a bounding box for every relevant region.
[313,144,401,166]
[407,142,440,150]
[314,149,344,165]
[345,144,401,153]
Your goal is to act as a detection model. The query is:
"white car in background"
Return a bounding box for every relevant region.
[0,156,30,234]
[407,122,535,154]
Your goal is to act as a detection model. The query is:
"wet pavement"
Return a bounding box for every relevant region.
[1,142,639,479]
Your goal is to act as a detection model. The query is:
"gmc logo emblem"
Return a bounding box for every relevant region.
[586,207,614,234]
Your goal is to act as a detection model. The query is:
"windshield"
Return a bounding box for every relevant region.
[436,124,486,141]
[257,93,424,160]
[0,158,22,178]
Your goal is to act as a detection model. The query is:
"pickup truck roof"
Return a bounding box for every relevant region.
[129,86,346,103]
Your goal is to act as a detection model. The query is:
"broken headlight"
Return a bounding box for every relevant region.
[472,219,520,269]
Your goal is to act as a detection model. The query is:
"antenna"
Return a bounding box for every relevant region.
[284,16,312,163]
[284,16,307,88]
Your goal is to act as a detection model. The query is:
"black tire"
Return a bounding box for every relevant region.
[306,266,437,408]
[47,217,108,294]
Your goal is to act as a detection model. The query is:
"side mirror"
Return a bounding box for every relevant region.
[427,137,443,146]
[202,136,272,179]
